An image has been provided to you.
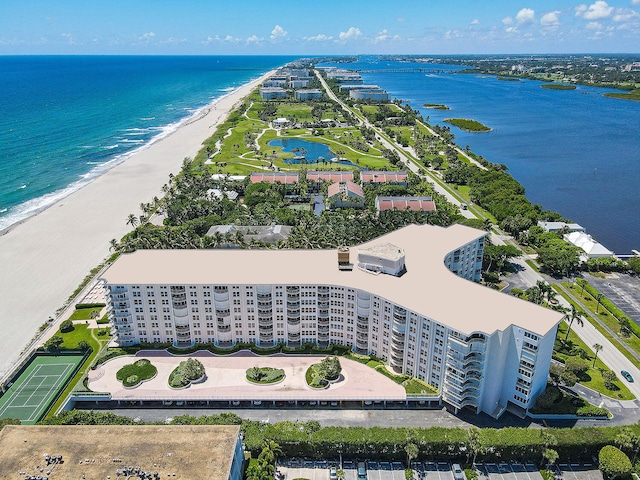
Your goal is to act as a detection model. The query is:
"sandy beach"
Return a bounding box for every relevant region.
[0,69,276,381]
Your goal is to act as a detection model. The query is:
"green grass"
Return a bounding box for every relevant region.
[402,377,439,395]
[444,118,491,132]
[541,83,577,90]
[68,307,102,321]
[116,359,158,387]
[525,259,540,272]
[554,321,635,400]
[305,364,328,389]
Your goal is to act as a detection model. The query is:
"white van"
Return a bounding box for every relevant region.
[452,464,465,480]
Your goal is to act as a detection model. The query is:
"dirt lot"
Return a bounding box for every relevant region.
[0,425,239,479]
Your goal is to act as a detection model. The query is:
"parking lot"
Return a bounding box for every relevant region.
[278,461,602,480]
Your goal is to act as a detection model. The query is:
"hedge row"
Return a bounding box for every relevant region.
[580,280,640,338]
[75,303,106,309]
[44,411,640,463]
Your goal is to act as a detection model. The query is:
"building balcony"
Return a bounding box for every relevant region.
[318,326,329,334]
[389,355,403,369]
[356,325,368,335]
[286,300,300,308]
[356,339,368,350]
[317,309,329,318]
[259,318,273,326]
[391,331,405,345]
[213,286,228,293]
[217,325,231,333]
[318,286,330,293]
[214,292,230,302]
[317,318,329,327]
[287,309,300,317]
[257,293,272,301]
[258,309,273,316]
[286,286,299,294]
[287,318,300,326]
[390,342,404,356]
[215,309,231,317]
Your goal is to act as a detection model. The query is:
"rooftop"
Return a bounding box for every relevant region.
[376,196,436,212]
[327,181,364,198]
[361,171,408,183]
[307,171,355,183]
[250,172,299,185]
[101,224,562,336]
[0,425,240,480]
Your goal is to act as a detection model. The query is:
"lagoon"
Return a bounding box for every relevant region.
[268,138,360,168]
[321,58,640,254]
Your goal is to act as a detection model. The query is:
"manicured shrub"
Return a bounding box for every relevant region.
[246,367,285,384]
[116,358,157,387]
[169,358,206,388]
[598,445,631,479]
[534,385,561,410]
[60,319,74,333]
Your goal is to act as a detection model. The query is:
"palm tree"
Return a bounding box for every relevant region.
[595,293,604,314]
[126,213,138,228]
[564,305,584,343]
[405,442,419,468]
[592,343,603,367]
[109,238,119,252]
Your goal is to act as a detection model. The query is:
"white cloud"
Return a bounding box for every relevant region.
[613,8,639,21]
[516,8,536,24]
[470,19,480,25]
[304,34,333,42]
[270,25,287,41]
[586,21,603,29]
[576,1,614,19]
[338,27,361,41]
[62,32,77,44]
[139,32,155,41]
[540,11,561,25]
[502,16,513,25]
[224,35,241,43]
[245,34,261,44]
[397,17,405,22]
[632,0,640,5]
[373,29,400,43]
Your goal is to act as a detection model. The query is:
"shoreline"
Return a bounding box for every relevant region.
[0,80,261,238]
[0,68,277,379]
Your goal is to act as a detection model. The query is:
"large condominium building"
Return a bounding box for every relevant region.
[101,224,562,418]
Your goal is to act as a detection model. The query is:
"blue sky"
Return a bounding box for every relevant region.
[1,0,639,54]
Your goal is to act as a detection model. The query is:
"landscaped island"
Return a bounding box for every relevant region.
[423,103,450,110]
[541,83,577,90]
[603,89,640,101]
[168,358,206,388]
[444,118,492,132]
[116,359,157,388]
[306,356,342,388]
[246,366,285,384]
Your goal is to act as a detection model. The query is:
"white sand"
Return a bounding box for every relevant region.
[0,70,276,380]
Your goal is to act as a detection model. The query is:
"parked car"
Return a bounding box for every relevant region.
[329,467,338,480]
[357,462,367,480]
[452,464,465,480]
[621,370,634,382]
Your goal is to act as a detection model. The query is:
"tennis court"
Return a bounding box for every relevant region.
[0,355,84,424]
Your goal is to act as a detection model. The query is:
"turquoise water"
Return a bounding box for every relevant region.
[0,55,296,231]
[268,137,360,168]
[321,58,640,254]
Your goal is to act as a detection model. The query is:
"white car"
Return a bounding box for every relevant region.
[452,464,465,480]
[329,467,338,480]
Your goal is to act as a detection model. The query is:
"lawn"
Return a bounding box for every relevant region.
[116,359,158,387]
[555,321,635,400]
[68,307,102,321]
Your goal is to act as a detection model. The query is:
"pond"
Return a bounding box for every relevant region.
[268,137,360,168]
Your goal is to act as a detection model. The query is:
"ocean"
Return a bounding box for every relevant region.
[0,55,295,232]
[321,58,640,255]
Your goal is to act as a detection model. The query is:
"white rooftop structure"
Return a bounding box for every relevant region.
[564,231,614,258]
[358,243,406,276]
[537,221,586,233]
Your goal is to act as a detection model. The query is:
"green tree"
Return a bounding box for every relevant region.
[405,442,419,466]
[543,448,559,466]
[592,343,603,367]
[598,445,632,479]
[595,293,604,314]
[44,335,63,351]
[77,340,91,351]
[59,319,74,333]
[602,370,618,390]
[126,213,139,228]
[564,305,584,343]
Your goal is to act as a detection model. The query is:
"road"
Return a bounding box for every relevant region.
[314,71,475,219]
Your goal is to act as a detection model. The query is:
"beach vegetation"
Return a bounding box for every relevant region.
[423,103,450,109]
[603,89,640,101]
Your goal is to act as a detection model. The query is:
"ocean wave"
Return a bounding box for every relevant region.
[19,184,26,189]
[102,144,119,150]
[140,117,155,121]
[120,138,145,144]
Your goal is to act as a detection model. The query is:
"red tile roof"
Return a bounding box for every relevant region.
[250,172,299,185]
[361,171,408,183]
[376,196,436,212]
[307,171,354,183]
[327,181,364,198]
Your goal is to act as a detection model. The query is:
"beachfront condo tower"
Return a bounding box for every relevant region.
[101,224,562,418]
